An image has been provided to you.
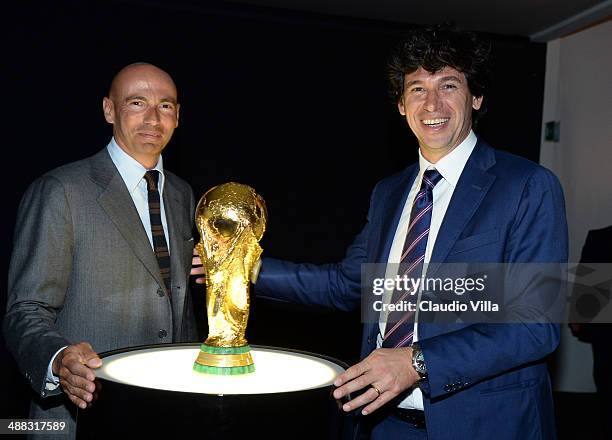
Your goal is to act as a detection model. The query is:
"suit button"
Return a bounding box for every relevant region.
[158,329,168,339]
[157,288,165,297]
[444,385,451,392]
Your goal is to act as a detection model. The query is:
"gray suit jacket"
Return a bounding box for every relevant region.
[4,148,198,437]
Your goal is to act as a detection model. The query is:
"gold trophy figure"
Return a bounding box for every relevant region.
[193,182,266,375]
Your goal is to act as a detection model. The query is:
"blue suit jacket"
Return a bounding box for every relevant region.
[256,139,568,439]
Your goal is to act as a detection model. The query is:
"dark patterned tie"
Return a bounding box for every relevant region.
[144,170,172,297]
[383,169,442,348]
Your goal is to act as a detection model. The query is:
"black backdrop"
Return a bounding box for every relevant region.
[2,0,546,418]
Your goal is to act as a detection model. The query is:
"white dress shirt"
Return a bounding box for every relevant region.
[45,138,170,389]
[377,130,477,410]
[106,137,170,249]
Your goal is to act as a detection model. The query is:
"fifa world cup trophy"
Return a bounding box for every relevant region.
[193,182,267,374]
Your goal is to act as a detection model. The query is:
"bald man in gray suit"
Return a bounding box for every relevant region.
[4,63,198,438]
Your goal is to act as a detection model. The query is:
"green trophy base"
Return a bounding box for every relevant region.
[193,344,255,375]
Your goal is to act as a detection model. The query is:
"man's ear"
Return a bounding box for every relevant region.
[175,103,180,128]
[103,97,115,124]
[398,99,406,116]
[472,95,483,111]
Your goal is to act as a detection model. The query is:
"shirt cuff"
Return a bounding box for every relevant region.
[45,346,68,391]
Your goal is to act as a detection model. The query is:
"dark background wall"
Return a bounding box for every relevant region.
[1,0,546,417]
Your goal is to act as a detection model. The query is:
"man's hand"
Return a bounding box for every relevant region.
[332,347,420,415]
[52,342,102,409]
[190,248,205,284]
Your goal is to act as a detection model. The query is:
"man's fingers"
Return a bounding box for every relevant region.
[61,368,95,393]
[81,342,95,352]
[190,266,205,275]
[190,250,206,282]
[334,360,367,387]
[61,379,93,409]
[339,385,381,412]
[333,371,373,400]
[68,342,99,363]
[191,252,203,269]
[79,342,101,367]
[62,359,96,382]
[85,355,102,369]
[190,255,205,282]
[62,342,101,373]
[331,348,419,415]
[58,344,100,410]
[362,388,397,415]
[68,393,89,410]
[333,357,372,399]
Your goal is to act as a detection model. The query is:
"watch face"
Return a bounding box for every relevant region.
[414,350,426,375]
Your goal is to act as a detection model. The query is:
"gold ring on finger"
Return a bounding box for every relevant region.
[371,385,382,398]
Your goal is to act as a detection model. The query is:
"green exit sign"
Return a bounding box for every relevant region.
[545,121,560,142]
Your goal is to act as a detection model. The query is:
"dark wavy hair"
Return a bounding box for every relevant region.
[388,24,491,122]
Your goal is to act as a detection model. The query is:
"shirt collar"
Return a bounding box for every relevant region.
[417,130,477,188]
[107,137,165,194]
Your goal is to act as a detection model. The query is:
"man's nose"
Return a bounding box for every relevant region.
[143,106,161,125]
[424,90,440,112]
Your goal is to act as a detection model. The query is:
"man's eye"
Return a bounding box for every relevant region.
[160,103,174,110]
[442,84,457,90]
[411,87,425,93]
[130,101,144,106]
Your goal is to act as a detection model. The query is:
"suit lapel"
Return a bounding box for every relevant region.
[375,166,419,263]
[419,141,497,341]
[361,166,418,358]
[429,140,497,270]
[163,176,189,328]
[90,149,166,291]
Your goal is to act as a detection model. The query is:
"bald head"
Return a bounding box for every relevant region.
[103,62,180,169]
[108,63,177,101]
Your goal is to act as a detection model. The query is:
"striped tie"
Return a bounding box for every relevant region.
[144,170,172,297]
[382,169,442,348]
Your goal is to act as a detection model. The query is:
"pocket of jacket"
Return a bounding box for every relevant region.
[449,229,499,255]
[479,377,539,395]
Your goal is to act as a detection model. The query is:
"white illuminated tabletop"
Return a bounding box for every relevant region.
[97,346,345,395]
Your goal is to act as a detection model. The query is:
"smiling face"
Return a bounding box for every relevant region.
[398,66,483,163]
[103,64,180,169]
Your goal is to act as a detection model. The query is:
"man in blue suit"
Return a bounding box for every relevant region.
[249,26,567,439]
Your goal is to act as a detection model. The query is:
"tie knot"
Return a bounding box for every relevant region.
[144,170,159,191]
[422,169,442,190]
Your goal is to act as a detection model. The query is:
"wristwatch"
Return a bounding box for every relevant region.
[411,343,428,381]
